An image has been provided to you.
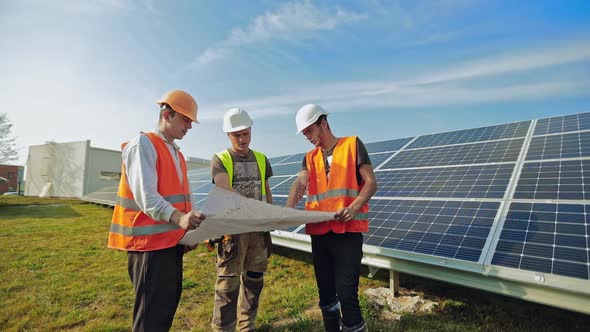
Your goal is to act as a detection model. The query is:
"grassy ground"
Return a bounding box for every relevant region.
[0,196,588,331]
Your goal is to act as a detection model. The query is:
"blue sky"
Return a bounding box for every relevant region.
[1,0,589,165]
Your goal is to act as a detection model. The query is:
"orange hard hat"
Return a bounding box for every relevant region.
[156,90,199,123]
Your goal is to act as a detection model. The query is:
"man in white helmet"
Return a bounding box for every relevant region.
[210,108,274,331]
[287,104,377,332]
[108,89,206,331]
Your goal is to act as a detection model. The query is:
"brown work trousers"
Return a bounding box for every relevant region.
[211,232,271,332]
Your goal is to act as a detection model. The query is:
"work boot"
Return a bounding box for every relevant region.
[320,300,342,332]
[341,320,367,332]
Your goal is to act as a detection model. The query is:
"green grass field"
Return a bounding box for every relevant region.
[1,196,588,331]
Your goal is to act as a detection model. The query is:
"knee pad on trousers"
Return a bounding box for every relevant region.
[246,270,264,279]
[241,272,264,297]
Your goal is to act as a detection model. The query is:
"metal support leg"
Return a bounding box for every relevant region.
[390,270,399,297]
[367,265,380,278]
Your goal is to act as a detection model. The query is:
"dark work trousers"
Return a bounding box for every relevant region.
[127,245,184,332]
[311,232,364,327]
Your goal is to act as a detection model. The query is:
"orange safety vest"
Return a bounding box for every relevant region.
[108,132,190,251]
[305,136,369,235]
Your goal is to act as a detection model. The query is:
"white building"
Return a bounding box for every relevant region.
[25,140,122,198]
[24,140,210,198]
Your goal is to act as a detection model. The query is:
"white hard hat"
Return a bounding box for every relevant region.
[295,104,329,134]
[223,108,253,132]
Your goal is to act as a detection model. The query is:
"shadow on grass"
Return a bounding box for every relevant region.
[0,205,83,220]
[0,196,84,207]
[271,245,388,283]
[271,245,313,264]
[258,318,320,332]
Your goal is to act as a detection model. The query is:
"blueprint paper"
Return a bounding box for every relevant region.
[179,186,334,246]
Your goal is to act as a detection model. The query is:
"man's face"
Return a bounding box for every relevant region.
[164,111,193,140]
[302,121,324,148]
[228,127,251,155]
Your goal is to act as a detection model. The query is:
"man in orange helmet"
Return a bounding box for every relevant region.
[287,104,377,332]
[108,89,206,331]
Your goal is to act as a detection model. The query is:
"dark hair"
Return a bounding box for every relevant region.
[315,114,327,125]
[315,114,329,129]
[159,104,176,120]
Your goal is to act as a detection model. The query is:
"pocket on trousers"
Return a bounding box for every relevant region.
[217,237,237,267]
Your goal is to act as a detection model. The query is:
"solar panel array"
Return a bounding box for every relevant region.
[84,112,590,296]
[252,113,590,285]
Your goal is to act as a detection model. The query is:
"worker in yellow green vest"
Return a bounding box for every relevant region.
[210,108,274,331]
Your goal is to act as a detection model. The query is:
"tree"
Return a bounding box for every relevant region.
[0,113,18,163]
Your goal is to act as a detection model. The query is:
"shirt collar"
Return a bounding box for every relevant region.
[155,129,180,151]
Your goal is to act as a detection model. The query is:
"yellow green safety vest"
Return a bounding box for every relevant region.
[216,149,267,201]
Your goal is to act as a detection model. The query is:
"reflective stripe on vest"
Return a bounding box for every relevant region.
[304,136,369,235]
[116,194,191,211]
[110,222,180,236]
[216,149,267,201]
[307,188,360,203]
[108,132,190,252]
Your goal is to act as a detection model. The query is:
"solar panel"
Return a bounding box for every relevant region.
[364,199,499,262]
[272,196,304,209]
[369,152,394,168]
[374,164,514,199]
[193,196,207,210]
[526,131,590,161]
[271,162,302,176]
[365,137,413,153]
[272,196,305,232]
[268,155,290,164]
[274,153,306,164]
[269,175,298,196]
[491,202,589,280]
[84,186,118,203]
[187,167,210,176]
[188,172,211,182]
[191,181,213,193]
[514,159,590,200]
[533,112,590,136]
[408,121,530,149]
[383,139,524,169]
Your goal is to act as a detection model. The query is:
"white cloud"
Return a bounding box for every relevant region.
[197,39,590,119]
[199,80,588,121]
[324,81,588,110]
[190,47,229,69]
[227,0,366,45]
[191,0,367,69]
[419,40,590,84]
